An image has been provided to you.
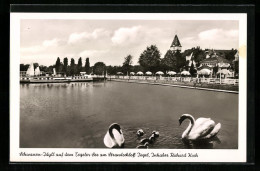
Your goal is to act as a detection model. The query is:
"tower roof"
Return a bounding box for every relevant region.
[171,35,182,47]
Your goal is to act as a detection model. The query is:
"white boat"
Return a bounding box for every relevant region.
[70,75,93,82]
[53,77,67,80]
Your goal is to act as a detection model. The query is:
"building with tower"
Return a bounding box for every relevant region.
[170,35,182,52]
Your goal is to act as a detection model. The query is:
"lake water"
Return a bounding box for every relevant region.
[20,81,238,149]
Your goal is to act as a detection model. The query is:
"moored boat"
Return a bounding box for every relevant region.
[69,75,93,82]
[20,75,94,83]
[20,76,69,83]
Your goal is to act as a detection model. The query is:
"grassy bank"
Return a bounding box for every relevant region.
[110,78,239,93]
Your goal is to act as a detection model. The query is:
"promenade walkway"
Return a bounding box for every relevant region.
[107,75,239,94]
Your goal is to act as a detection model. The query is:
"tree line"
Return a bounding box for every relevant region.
[20,45,238,76]
[20,57,91,76]
[53,57,91,76]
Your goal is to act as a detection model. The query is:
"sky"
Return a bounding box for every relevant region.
[20,19,239,66]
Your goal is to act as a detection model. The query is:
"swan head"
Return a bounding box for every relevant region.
[179,114,193,125]
[137,129,144,136]
[152,131,159,137]
[109,123,121,132]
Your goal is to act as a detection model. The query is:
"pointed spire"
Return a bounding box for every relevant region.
[171,35,182,47]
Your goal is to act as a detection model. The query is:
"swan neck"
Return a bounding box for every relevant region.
[108,126,116,141]
[186,115,195,135]
[187,115,195,125]
[108,124,121,143]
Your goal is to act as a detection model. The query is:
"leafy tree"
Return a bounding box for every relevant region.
[132,65,144,73]
[161,50,177,72]
[77,57,83,74]
[70,58,75,66]
[175,51,186,72]
[93,62,106,75]
[20,64,24,71]
[20,64,30,71]
[234,60,239,77]
[138,45,161,73]
[106,65,115,75]
[122,55,133,74]
[55,57,61,72]
[46,65,54,73]
[63,57,68,74]
[58,64,64,74]
[106,65,122,75]
[184,47,206,68]
[225,49,237,61]
[84,58,90,74]
[189,61,196,76]
[70,58,75,76]
[184,60,190,71]
[89,66,94,74]
[39,65,47,72]
[193,48,206,67]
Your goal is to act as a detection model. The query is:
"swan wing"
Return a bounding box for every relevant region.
[113,129,124,147]
[104,131,115,148]
[188,118,215,140]
[191,118,211,130]
[204,123,221,139]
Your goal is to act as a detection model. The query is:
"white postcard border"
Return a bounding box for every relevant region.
[10,13,247,162]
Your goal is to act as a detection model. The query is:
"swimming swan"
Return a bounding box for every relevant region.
[139,131,159,144]
[140,138,150,144]
[136,142,149,149]
[104,123,125,148]
[179,114,221,141]
[152,131,159,137]
[137,129,144,136]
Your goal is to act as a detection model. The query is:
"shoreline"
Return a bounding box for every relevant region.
[110,79,239,94]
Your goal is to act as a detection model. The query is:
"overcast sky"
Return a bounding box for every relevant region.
[20,20,239,66]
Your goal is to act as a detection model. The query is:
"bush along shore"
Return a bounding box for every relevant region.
[110,78,238,93]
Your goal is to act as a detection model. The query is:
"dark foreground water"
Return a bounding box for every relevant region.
[20,82,238,149]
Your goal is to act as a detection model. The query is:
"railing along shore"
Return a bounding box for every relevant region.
[20,75,239,87]
[107,75,239,86]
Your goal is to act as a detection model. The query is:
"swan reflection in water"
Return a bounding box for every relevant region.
[182,136,221,149]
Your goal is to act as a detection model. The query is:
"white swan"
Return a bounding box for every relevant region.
[179,114,221,141]
[104,123,125,148]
